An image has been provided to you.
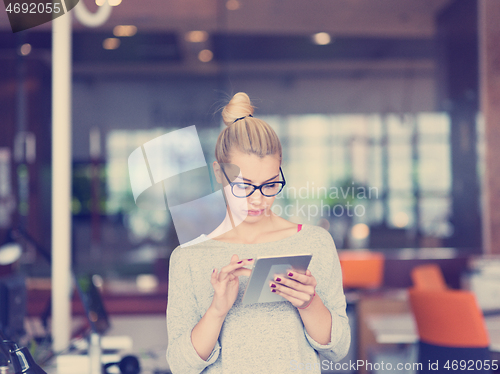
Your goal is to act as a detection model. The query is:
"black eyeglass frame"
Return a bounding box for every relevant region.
[219,165,286,198]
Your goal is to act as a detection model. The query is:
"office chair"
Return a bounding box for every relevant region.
[338,251,384,289]
[411,263,447,290]
[409,288,491,374]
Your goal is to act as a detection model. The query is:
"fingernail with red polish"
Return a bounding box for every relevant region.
[288,272,293,277]
[248,258,253,261]
[272,289,276,293]
[270,284,276,288]
[276,277,281,282]
[237,261,243,264]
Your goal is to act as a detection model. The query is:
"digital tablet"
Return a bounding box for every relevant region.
[242,253,312,305]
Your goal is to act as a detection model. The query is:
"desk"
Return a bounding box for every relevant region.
[365,314,417,344]
[29,315,170,374]
[366,313,500,352]
[356,290,411,374]
[356,291,500,374]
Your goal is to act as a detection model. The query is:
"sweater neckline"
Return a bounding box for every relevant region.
[199,223,307,246]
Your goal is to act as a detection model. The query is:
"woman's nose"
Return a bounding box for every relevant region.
[249,188,264,201]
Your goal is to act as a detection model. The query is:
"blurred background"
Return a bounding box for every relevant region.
[0,0,485,277]
[1,0,500,373]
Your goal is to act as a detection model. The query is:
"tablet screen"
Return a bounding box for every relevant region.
[242,254,312,305]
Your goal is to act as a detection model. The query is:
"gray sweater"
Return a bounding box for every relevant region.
[166,223,351,374]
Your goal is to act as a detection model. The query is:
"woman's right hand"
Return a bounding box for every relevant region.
[209,254,252,317]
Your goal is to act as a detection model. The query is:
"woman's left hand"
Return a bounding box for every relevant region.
[269,269,317,309]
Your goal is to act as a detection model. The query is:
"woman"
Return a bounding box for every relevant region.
[166,92,350,374]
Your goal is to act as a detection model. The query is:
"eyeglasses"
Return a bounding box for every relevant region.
[219,165,286,198]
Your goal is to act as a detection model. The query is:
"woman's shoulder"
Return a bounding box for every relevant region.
[169,235,212,262]
[181,234,210,247]
[301,223,334,243]
[299,225,339,272]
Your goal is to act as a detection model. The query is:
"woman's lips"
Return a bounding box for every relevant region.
[246,209,265,216]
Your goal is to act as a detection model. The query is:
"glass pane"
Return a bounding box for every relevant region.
[368,199,384,225]
[388,196,415,229]
[288,114,329,138]
[368,144,383,189]
[418,112,450,136]
[367,114,383,142]
[387,114,412,143]
[388,144,412,190]
[418,143,451,191]
[419,197,452,237]
[330,145,346,182]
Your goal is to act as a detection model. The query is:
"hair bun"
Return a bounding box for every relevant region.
[222,92,255,126]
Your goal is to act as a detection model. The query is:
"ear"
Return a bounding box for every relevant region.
[213,161,223,184]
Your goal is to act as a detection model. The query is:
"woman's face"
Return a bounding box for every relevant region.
[215,151,281,225]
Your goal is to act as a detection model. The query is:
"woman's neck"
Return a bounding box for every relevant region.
[208,212,279,243]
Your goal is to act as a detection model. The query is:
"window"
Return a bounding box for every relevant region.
[261,112,452,246]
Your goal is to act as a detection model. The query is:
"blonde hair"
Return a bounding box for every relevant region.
[215,92,282,164]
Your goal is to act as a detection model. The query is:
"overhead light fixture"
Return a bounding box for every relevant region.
[185,30,208,43]
[136,274,159,293]
[18,43,31,56]
[113,25,137,37]
[0,229,52,266]
[226,0,240,10]
[103,38,120,50]
[198,49,213,62]
[394,212,409,228]
[0,241,22,265]
[351,223,370,240]
[312,32,331,45]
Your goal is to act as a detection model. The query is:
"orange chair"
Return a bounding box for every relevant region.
[338,251,384,289]
[409,288,491,373]
[411,263,447,290]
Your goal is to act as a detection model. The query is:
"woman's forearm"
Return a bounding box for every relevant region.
[191,306,226,360]
[298,294,332,345]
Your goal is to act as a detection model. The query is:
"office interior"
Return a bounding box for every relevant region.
[1,0,500,373]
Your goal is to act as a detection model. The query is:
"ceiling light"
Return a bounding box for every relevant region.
[95,0,105,5]
[312,32,331,45]
[103,38,120,50]
[0,242,22,265]
[113,25,137,37]
[185,30,208,43]
[198,49,213,62]
[351,223,370,240]
[92,274,104,288]
[136,274,159,293]
[226,0,240,10]
[394,212,409,228]
[19,43,31,56]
